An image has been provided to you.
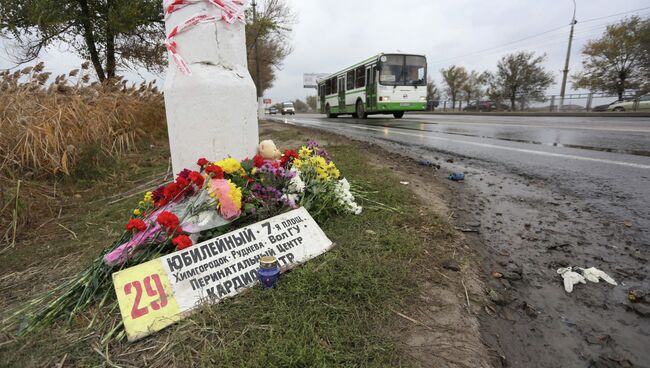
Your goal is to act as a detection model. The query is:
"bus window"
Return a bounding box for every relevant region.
[405,55,426,86]
[365,68,370,86]
[379,54,404,85]
[346,70,355,90]
[331,77,337,94]
[355,66,365,88]
[325,79,331,95]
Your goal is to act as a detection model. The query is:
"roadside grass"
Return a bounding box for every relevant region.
[0,123,456,367]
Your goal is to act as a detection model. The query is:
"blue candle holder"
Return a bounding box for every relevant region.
[257,256,280,288]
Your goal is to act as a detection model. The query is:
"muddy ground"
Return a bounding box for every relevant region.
[275,121,650,368]
[261,122,496,367]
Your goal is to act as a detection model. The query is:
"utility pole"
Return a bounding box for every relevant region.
[559,0,577,112]
[251,0,265,118]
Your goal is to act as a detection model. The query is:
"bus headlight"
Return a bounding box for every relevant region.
[379,96,390,102]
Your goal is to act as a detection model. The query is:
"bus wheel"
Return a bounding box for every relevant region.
[326,105,337,118]
[356,101,367,119]
[393,111,404,119]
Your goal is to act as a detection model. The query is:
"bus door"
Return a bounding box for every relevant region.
[338,77,346,112]
[319,84,325,113]
[366,65,377,111]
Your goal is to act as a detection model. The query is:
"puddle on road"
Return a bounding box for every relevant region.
[344,120,650,158]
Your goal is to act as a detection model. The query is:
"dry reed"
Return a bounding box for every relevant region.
[0,61,166,178]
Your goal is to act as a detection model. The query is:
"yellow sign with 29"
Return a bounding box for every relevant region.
[112,259,182,341]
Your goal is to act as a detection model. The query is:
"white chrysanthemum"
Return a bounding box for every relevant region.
[334,178,362,215]
[288,168,305,193]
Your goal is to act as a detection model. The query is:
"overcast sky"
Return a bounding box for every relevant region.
[2,0,649,103]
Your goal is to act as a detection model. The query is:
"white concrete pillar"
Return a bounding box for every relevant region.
[163,1,258,175]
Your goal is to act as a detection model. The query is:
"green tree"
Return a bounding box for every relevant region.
[440,65,468,109]
[461,70,484,105]
[246,0,295,95]
[572,16,648,99]
[490,51,554,110]
[0,0,164,81]
[306,95,317,111]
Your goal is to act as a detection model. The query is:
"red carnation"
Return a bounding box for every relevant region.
[188,171,205,187]
[253,154,265,168]
[197,158,209,167]
[205,164,224,179]
[281,149,299,166]
[156,211,180,232]
[176,176,190,188]
[172,235,193,250]
[163,182,182,200]
[126,219,147,232]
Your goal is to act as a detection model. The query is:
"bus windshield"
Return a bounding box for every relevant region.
[379,54,426,86]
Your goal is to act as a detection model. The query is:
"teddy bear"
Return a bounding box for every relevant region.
[258,140,282,160]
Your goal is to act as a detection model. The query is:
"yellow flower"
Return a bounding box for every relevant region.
[138,201,145,207]
[309,155,327,168]
[328,167,340,179]
[292,159,304,169]
[133,209,141,216]
[143,191,154,204]
[298,146,312,158]
[216,157,242,174]
[316,169,329,182]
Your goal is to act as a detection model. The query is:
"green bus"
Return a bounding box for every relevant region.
[316,53,427,119]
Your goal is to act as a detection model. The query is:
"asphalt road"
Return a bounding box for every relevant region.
[270,113,650,223]
[267,112,650,367]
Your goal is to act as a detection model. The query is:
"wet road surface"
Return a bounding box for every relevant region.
[268,113,650,368]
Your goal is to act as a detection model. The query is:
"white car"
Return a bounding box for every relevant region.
[281,102,295,115]
[608,94,650,111]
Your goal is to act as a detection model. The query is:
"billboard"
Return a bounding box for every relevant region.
[303,73,330,88]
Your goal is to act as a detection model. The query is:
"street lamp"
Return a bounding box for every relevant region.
[559,0,577,111]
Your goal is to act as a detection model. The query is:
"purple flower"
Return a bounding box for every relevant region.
[316,148,332,163]
[306,139,319,149]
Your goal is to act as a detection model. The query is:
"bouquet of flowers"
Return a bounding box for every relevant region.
[3,139,361,338]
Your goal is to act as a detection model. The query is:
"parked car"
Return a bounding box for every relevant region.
[592,100,620,112]
[608,94,650,111]
[281,102,295,115]
[463,101,510,112]
[268,107,278,114]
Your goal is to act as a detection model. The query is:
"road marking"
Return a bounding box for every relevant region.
[276,117,650,170]
[398,118,650,133]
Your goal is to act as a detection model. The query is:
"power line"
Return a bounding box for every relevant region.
[428,24,568,65]
[580,6,650,23]
[428,7,650,67]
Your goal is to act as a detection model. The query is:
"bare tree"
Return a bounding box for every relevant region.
[245,0,296,94]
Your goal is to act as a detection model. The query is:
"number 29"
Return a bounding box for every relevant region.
[123,274,168,319]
